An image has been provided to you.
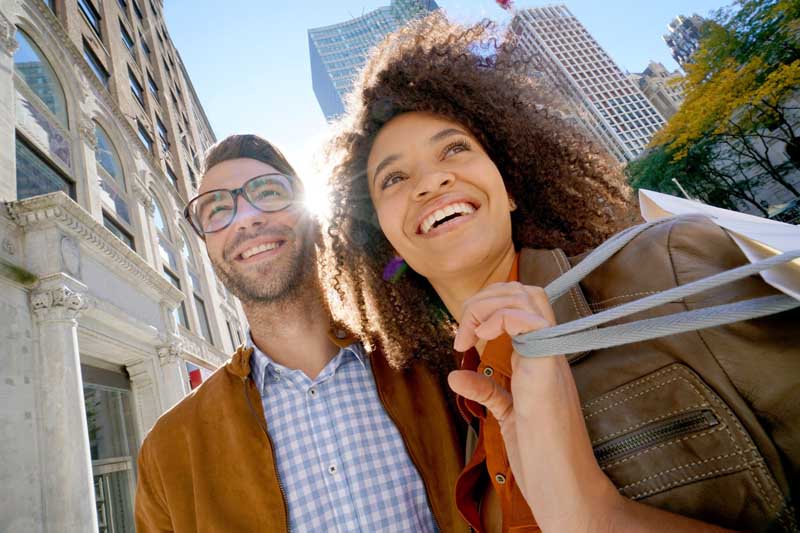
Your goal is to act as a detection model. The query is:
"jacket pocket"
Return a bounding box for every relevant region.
[583,363,794,532]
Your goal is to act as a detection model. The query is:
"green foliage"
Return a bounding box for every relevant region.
[634,0,799,215]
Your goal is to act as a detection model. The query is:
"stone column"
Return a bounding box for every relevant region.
[126,358,162,443]
[0,12,19,202]
[29,275,98,533]
[157,341,188,409]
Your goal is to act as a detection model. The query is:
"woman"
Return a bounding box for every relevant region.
[322,14,798,533]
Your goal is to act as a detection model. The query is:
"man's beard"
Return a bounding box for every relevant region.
[210,224,317,305]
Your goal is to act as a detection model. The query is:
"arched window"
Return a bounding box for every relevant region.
[95,123,134,249]
[13,29,68,126]
[152,194,189,330]
[181,228,213,344]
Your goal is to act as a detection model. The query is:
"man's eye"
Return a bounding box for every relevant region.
[382,173,406,190]
[208,205,231,218]
[256,189,280,199]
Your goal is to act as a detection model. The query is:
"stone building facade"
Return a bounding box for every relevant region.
[0,0,247,531]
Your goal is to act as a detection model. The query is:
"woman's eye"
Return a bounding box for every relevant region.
[443,139,471,158]
[382,173,406,190]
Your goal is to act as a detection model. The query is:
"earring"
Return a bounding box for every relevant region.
[509,198,518,212]
[382,256,408,283]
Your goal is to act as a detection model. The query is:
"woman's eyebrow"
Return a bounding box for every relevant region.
[429,128,468,143]
[372,154,401,188]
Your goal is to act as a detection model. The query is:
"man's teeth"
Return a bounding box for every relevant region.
[420,202,476,234]
[241,242,281,259]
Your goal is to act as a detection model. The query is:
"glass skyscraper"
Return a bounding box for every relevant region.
[511,5,666,162]
[308,0,438,120]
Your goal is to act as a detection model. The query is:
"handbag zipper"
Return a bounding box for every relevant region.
[242,376,291,532]
[594,409,719,466]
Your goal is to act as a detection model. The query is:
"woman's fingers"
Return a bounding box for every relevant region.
[454,286,554,352]
[448,370,513,424]
[475,309,552,341]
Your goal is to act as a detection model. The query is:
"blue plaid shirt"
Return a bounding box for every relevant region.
[248,335,438,532]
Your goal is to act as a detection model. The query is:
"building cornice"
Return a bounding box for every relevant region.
[7,192,184,306]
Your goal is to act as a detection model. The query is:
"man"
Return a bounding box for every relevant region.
[135,134,468,532]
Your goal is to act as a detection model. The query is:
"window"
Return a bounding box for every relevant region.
[136,121,152,152]
[103,211,134,249]
[194,295,213,343]
[139,32,150,58]
[15,136,75,200]
[165,164,178,189]
[156,115,168,148]
[83,39,109,87]
[153,196,190,329]
[132,0,143,20]
[95,123,134,247]
[147,73,159,100]
[78,0,103,39]
[182,229,215,345]
[226,320,238,350]
[14,29,70,125]
[128,67,144,107]
[82,366,138,533]
[120,20,134,51]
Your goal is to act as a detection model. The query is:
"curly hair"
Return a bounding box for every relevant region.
[322,13,634,372]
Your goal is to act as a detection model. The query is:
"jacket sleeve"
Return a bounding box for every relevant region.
[667,216,800,490]
[135,436,174,532]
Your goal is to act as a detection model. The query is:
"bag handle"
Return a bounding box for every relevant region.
[514,216,800,358]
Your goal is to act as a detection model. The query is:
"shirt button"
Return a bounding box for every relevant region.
[483,367,494,377]
[272,375,280,382]
[495,473,506,485]
[328,464,337,475]
[309,388,317,397]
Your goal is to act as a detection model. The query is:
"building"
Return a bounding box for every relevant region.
[663,14,705,69]
[510,5,666,162]
[308,0,438,120]
[629,61,684,120]
[0,1,248,531]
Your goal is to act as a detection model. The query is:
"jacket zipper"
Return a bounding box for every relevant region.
[372,369,443,532]
[593,409,719,466]
[242,376,291,532]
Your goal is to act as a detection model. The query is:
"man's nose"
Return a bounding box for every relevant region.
[232,193,268,231]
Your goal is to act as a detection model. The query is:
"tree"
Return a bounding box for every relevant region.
[635,0,800,213]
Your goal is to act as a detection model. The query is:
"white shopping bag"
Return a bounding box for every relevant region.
[639,189,800,301]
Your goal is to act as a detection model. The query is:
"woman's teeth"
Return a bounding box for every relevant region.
[420,202,476,234]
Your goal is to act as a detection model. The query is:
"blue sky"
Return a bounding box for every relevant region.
[164,0,725,207]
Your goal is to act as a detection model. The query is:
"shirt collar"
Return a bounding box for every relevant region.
[247,332,365,392]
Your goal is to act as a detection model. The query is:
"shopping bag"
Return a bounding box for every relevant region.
[512,190,800,358]
[639,189,800,300]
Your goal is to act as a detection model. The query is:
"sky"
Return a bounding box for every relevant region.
[164,0,726,210]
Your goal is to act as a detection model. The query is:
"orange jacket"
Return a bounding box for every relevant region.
[135,345,469,532]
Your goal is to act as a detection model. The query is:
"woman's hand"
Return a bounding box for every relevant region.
[449,282,735,533]
[449,281,620,531]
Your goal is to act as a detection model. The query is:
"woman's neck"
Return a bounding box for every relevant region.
[429,241,517,325]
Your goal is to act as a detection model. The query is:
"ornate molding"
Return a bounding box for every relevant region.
[132,182,155,216]
[0,11,18,57]
[79,119,98,149]
[31,285,88,321]
[7,192,184,306]
[157,342,183,366]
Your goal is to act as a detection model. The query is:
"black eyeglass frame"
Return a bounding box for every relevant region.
[183,172,300,239]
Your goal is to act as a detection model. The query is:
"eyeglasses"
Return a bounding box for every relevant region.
[184,173,299,237]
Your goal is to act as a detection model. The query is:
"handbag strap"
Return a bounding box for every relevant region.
[514,216,800,358]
